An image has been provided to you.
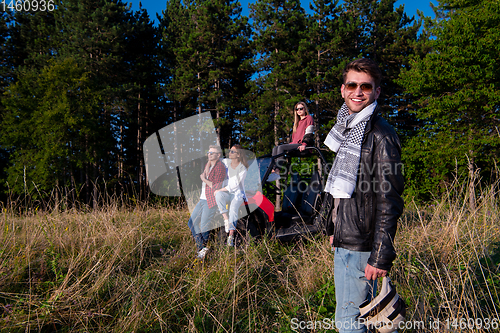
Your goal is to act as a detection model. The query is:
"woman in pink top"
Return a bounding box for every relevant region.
[291,102,315,147]
[271,102,315,172]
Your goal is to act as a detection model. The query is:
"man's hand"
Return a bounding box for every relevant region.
[298,145,306,151]
[215,188,227,194]
[365,264,387,280]
[200,173,213,188]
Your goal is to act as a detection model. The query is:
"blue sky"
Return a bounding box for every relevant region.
[130,0,436,25]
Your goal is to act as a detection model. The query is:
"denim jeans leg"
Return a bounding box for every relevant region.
[215,191,230,215]
[334,247,376,333]
[187,200,205,251]
[198,201,217,247]
[228,194,244,231]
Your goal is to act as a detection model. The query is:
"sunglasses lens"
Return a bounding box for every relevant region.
[345,83,373,92]
[360,83,373,92]
[345,83,357,91]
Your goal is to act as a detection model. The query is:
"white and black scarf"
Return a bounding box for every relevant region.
[324,102,377,198]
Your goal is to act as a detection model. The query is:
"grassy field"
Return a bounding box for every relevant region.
[1,176,499,332]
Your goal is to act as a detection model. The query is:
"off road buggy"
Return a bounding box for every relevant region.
[220,146,331,244]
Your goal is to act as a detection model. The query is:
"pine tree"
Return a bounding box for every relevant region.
[0,58,100,197]
[362,0,422,132]
[119,6,161,199]
[1,0,160,203]
[0,10,14,88]
[246,0,308,155]
[398,0,500,202]
[0,10,15,200]
[53,0,159,201]
[304,0,356,140]
[160,0,252,150]
[339,0,422,121]
[8,9,58,70]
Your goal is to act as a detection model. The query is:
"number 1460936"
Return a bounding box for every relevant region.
[1,0,55,12]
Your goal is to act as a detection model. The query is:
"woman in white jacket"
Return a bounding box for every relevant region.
[214,144,248,247]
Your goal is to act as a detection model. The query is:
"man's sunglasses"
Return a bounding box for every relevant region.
[207,151,219,155]
[344,82,374,93]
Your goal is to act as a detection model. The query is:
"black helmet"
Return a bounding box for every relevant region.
[358,277,406,333]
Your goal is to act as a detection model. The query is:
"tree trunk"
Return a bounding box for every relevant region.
[137,92,143,201]
[215,78,221,147]
[274,79,281,210]
[119,111,123,180]
[316,48,322,177]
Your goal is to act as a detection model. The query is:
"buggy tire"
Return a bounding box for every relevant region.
[236,206,268,243]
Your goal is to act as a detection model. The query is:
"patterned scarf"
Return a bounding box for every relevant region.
[324,102,377,198]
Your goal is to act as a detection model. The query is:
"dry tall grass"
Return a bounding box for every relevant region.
[393,175,500,332]
[0,175,499,332]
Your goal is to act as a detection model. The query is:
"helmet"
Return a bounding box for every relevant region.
[358,277,406,333]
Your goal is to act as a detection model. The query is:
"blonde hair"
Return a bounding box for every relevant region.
[209,145,222,154]
[293,102,310,133]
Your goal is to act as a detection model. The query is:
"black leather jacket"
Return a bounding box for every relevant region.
[327,106,404,271]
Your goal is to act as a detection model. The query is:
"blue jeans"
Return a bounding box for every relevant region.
[215,191,245,231]
[334,247,377,333]
[187,199,217,251]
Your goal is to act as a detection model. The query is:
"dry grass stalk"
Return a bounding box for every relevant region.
[0,174,499,332]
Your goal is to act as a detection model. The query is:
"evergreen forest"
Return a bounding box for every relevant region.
[0,0,499,205]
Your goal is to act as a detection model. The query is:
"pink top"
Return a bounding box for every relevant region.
[291,115,314,145]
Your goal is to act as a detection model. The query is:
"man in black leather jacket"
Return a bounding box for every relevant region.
[323,58,404,333]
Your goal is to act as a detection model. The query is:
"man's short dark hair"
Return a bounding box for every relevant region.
[343,58,383,88]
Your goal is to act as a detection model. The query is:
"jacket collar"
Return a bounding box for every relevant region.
[364,103,381,134]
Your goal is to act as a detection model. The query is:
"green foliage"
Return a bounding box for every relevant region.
[398,0,500,200]
[0,10,14,87]
[244,0,422,156]
[0,11,14,202]
[315,279,336,317]
[0,58,100,196]
[302,0,347,143]
[0,0,498,204]
[475,241,500,310]
[159,0,252,148]
[8,9,57,69]
[245,0,309,155]
[0,1,161,202]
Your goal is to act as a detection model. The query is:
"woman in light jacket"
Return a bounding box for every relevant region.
[214,144,248,247]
